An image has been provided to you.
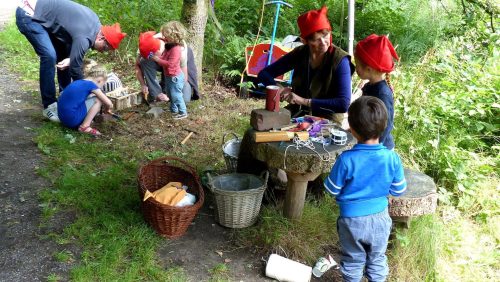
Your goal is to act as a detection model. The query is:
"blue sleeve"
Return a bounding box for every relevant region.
[257,51,296,86]
[311,57,352,114]
[389,154,406,196]
[324,157,347,196]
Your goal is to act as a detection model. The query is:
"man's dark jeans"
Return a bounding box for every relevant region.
[16,7,71,108]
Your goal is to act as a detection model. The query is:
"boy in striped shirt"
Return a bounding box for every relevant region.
[324,96,406,282]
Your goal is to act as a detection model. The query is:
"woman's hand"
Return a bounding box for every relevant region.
[282,90,309,106]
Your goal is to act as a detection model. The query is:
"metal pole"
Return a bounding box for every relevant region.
[347,0,355,55]
[267,3,281,66]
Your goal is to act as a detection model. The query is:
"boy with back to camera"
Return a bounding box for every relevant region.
[324,96,407,282]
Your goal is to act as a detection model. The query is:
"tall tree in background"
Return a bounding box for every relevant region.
[182,0,208,84]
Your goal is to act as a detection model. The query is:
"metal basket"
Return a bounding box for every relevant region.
[207,172,268,228]
[222,132,241,173]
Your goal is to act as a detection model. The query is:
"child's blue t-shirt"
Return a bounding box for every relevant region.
[57,80,99,128]
[324,143,407,217]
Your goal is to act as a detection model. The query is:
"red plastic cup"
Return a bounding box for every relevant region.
[265,85,280,112]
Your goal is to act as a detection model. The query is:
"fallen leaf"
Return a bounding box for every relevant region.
[216,250,223,257]
[224,258,232,263]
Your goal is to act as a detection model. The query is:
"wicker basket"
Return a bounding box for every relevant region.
[138,157,204,239]
[208,171,268,228]
[222,132,241,173]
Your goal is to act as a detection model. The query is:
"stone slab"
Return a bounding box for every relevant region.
[146,107,164,119]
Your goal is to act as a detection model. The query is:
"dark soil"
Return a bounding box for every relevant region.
[0,56,75,281]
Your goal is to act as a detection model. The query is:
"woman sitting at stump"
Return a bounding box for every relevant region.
[258,6,354,124]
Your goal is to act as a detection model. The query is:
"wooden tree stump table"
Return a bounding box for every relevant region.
[238,128,355,220]
[389,169,438,227]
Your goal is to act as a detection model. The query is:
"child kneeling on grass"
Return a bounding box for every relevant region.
[57,65,114,137]
[324,96,407,282]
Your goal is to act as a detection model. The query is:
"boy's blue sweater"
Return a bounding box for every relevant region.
[324,143,406,217]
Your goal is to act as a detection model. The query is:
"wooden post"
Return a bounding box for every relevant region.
[283,172,320,220]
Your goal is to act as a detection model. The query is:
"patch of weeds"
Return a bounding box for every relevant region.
[46,273,63,282]
[239,195,338,264]
[209,263,230,282]
[389,215,439,281]
[54,250,74,263]
[0,23,38,80]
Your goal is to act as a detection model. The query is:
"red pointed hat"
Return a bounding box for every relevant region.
[101,23,127,49]
[139,31,161,59]
[297,6,332,39]
[356,34,399,72]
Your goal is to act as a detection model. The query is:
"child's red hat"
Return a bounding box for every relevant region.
[356,34,399,72]
[139,31,161,59]
[297,6,331,39]
[101,23,127,50]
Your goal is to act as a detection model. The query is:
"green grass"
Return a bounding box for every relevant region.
[239,195,339,264]
[208,263,230,282]
[54,250,75,263]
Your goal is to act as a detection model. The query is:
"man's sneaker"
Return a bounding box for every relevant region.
[42,107,60,122]
[173,113,188,120]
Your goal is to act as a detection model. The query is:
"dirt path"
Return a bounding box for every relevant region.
[0,4,73,282]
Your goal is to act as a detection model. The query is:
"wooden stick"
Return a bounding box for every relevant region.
[181,132,194,145]
[254,131,308,143]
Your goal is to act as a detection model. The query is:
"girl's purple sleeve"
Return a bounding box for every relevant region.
[311,57,352,114]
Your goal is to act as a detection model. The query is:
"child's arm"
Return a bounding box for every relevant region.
[152,46,181,69]
[92,89,114,113]
[389,154,407,196]
[323,158,347,196]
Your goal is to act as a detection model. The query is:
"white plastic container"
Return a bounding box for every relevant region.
[265,254,312,282]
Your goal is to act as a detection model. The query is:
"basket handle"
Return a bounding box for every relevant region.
[260,170,270,184]
[146,156,198,181]
[222,132,240,146]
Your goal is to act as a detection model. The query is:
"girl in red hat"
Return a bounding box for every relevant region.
[258,6,354,124]
[354,34,399,150]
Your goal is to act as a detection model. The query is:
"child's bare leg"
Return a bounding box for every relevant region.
[80,99,102,128]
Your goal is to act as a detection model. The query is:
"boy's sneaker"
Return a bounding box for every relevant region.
[173,113,188,120]
[42,107,60,122]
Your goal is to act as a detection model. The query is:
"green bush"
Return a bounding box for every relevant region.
[393,21,499,202]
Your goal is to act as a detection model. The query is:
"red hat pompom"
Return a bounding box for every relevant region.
[101,23,127,49]
[297,6,332,39]
[356,34,399,72]
[139,31,161,59]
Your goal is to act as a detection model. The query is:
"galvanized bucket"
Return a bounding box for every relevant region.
[222,132,241,173]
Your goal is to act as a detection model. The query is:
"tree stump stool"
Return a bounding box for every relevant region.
[389,169,438,227]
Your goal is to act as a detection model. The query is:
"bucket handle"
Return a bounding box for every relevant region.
[260,170,270,185]
[222,132,240,147]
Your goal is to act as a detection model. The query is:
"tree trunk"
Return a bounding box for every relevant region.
[181,0,208,85]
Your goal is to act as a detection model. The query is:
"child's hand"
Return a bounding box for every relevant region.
[104,102,114,113]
